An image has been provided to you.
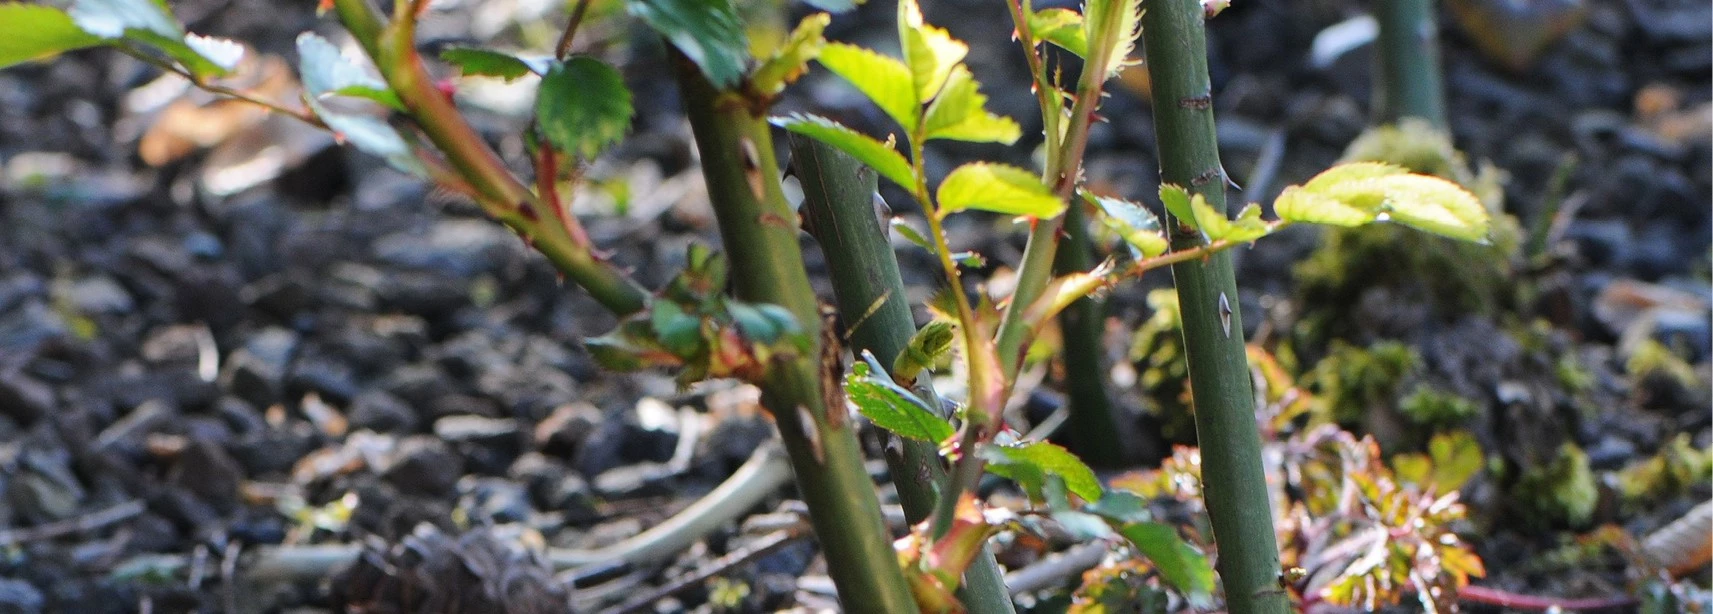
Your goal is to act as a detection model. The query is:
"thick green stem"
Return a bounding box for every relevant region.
[1141,2,1287,613]
[1374,0,1447,129]
[1052,203,1123,467]
[332,0,648,316]
[673,58,915,614]
[792,136,1015,614]
[793,135,943,519]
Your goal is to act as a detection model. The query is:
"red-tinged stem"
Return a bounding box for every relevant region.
[331,0,647,315]
[1457,586,1638,611]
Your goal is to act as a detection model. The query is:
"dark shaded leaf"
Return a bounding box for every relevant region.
[535,56,633,160]
[630,0,749,89]
[1117,522,1216,606]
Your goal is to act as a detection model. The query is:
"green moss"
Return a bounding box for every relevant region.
[1625,338,1701,390]
[1616,434,1713,507]
[1291,120,1522,354]
[1512,442,1599,528]
[1306,340,1419,426]
[1398,385,1480,427]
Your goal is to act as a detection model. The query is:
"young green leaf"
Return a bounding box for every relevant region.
[1087,192,1168,257]
[772,113,915,189]
[816,43,919,133]
[536,56,634,160]
[1291,162,1491,242]
[922,65,1021,144]
[897,0,966,102]
[937,163,1064,218]
[1158,183,1197,228]
[649,300,704,356]
[890,217,935,252]
[892,319,955,383]
[728,300,802,346]
[1082,0,1142,79]
[1273,185,1376,227]
[749,13,829,98]
[306,99,426,177]
[439,47,550,81]
[1117,522,1217,607]
[630,0,749,89]
[847,361,954,442]
[1027,8,1087,57]
[296,32,404,110]
[1346,173,1488,242]
[983,440,1103,502]
[0,4,105,69]
[70,0,238,78]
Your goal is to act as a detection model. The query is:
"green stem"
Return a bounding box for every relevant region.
[1052,202,1123,467]
[672,56,915,614]
[1141,2,1287,613]
[792,135,943,520]
[1374,0,1447,129]
[992,0,1128,379]
[332,0,648,316]
[792,135,1015,614]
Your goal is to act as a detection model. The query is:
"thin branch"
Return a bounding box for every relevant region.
[112,45,326,129]
[555,0,595,60]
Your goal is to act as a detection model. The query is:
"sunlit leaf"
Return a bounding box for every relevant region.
[937,162,1064,218]
[1274,185,1376,227]
[1028,8,1087,57]
[0,4,105,69]
[630,0,749,89]
[847,361,954,442]
[922,65,1020,144]
[296,32,404,110]
[1117,522,1216,606]
[982,440,1102,502]
[536,56,633,160]
[69,0,177,39]
[897,0,966,101]
[306,99,425,177]
[439,46,549,81]
[750,13,828,97]
[772,113,914,189]
[1087,192,1168,257]
[816,42,918,133]
[1158,183,1196,227]
[70,0,237,77]
[1296,162,1491,242]
[1082,0,1142,79]
[182,34,244,73]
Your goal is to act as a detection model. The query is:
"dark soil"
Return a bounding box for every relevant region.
[0,0,1706,612]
